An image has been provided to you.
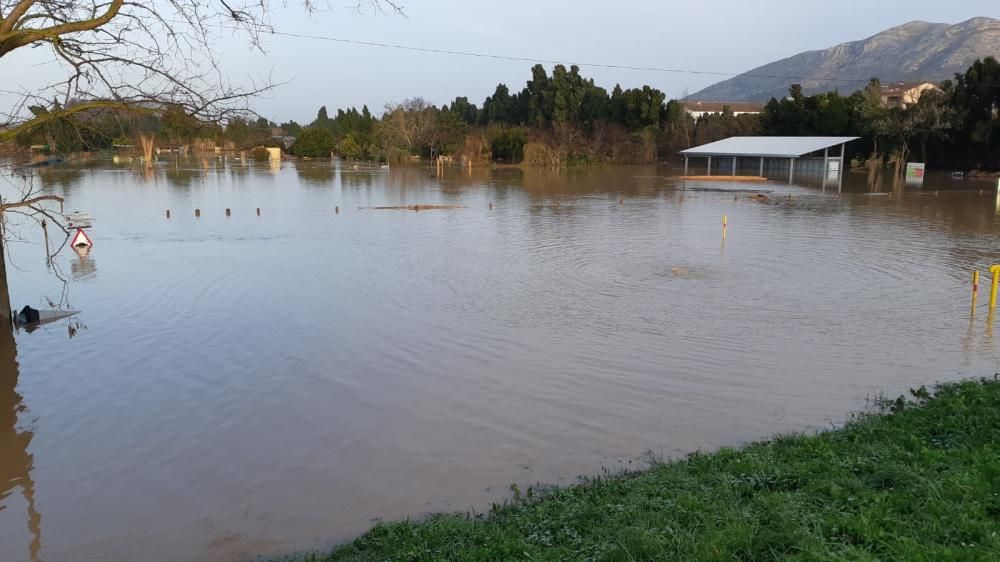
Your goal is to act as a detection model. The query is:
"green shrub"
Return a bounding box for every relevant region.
[292,127,335,158]
[489,127,528,162]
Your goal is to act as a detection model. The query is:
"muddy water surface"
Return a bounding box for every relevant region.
[2,161,999,561]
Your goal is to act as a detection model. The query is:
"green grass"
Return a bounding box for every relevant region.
[302,379,1000,561]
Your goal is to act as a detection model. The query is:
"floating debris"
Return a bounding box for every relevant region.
[362,205,464,211]
[678,175,769,182]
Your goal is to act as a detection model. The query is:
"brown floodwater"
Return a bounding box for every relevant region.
[2,160,1000,561]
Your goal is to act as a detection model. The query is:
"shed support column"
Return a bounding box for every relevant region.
[759,157,765,178]
[839,143,846,193]
[789,158,795,185]
[732,156,737,177]
[822,147,829,190]
[707,156,712,176]
[684,156,689,176]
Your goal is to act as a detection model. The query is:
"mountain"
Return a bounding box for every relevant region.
[687,17,1000,102]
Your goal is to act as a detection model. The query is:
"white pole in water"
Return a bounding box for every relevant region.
[822,147,829,191]
[995,179,1000,216]
[839,143,846,193]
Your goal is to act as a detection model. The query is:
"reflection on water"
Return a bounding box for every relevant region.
[3,159,1000,561]
[70,246,97,280]
[0,329,41,562]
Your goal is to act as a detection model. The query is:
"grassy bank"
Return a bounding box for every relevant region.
[305,379,1000,561]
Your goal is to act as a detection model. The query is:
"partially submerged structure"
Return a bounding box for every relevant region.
[679,136,858,187]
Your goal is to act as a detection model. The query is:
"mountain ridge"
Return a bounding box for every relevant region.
[688,17,1000,102]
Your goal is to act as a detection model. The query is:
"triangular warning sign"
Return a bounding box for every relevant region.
[71,228,93,248]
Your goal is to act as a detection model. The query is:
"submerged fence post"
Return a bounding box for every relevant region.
[973,270,980,314]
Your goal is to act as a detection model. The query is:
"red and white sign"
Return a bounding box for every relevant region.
[71,228,93,248]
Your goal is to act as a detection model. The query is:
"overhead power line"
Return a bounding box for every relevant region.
[259,27,876,85]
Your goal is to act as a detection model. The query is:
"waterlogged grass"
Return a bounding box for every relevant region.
[306,379,1000,561]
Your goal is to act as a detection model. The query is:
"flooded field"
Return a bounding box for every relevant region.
[2,160,1000,561]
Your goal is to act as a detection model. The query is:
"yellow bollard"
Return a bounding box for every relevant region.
[722,215,728,240]
[990,265,1000,310]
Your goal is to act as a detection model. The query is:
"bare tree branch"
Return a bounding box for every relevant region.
[0,194,65,211]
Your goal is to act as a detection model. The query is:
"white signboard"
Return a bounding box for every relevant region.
[906,163,926,186]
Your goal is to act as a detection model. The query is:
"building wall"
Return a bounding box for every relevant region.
[685,110,761,120]
[881,83,938,108]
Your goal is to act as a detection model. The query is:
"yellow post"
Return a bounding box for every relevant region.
[722,215,728,240]
[990,265,1000,310]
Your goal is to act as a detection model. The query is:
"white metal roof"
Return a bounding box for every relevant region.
[679,137,859,158]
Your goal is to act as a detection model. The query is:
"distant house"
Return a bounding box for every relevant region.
[680,101,764,120]
[880,82,939,108]
[272,135,296,150]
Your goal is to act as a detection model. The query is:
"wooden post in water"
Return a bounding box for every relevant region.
[226,208,231,217]
[972,270,980,316]
[722,215,728,240]
[256,208,261,216]
[195,209,201,218]
[41,220,49,264]
[166,210,171,219]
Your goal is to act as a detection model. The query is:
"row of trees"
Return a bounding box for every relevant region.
[283,64,757,164]
[11,58,1000,170]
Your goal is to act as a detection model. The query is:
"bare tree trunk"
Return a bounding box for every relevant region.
[893,143,910,181]
[867,154,880,192]
[139,134,155,169]
[0,234,12,331]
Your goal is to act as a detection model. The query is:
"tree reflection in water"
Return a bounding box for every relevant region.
[0,328,41,562]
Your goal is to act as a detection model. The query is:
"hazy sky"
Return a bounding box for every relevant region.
[6,0,1000,124]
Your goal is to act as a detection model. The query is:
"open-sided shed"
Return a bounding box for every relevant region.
[679,136,859,187]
